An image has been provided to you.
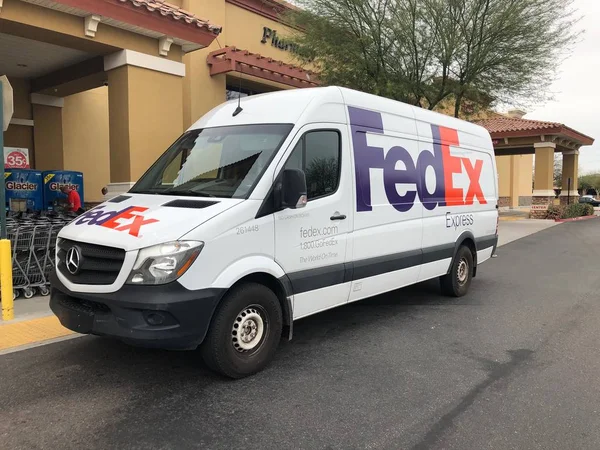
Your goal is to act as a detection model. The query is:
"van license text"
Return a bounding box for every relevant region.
[237,225,259,235]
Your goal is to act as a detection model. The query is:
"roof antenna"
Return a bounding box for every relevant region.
[233,63,243,117]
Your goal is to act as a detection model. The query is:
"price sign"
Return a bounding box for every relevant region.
[4,147,30,169]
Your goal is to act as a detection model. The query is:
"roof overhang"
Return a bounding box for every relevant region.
[487,126,594,146]
[207,46,319,89]
[20,0,222,52]
[476,116,595,152]
[226,0,296,26]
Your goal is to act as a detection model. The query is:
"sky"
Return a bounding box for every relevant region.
[288,0,600,172]
[525,0,600,174]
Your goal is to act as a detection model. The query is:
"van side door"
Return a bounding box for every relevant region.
[346,106,423,302]
[273,125,353,320]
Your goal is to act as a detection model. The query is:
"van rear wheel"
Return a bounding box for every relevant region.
[440,245,473,297]
[201,283,282,379]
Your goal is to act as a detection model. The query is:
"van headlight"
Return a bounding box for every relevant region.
[126,241,204,285]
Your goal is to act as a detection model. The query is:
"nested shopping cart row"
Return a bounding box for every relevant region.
[4,216,71,300]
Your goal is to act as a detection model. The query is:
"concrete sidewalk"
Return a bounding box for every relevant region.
[5,295,52,322]
[497,218,559,247]
[0,218,563,353]
[499,209,531,222]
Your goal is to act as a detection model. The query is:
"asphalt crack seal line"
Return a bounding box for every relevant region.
[410,349,535,450]
[0,315,79,354]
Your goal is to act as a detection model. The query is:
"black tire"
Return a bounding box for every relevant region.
[201,283,282,379]
[440,245,474,297]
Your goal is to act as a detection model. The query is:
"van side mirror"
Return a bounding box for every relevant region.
[281,168,307,209]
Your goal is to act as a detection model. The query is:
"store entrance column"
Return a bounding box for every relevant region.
[531,142,556,216]
[560,150,579,204]
[31,94,65,171]
[105,52,185,196]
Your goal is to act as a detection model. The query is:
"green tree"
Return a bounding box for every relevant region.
[305,157,339,197]
[578,173,600,195]
[288,0,580,117]
[554,154,562,188]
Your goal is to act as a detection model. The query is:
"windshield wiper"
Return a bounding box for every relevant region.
[130,189,162,195]
[165,189,216,198]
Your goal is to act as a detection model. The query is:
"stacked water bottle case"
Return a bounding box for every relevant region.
[4,169,84,213]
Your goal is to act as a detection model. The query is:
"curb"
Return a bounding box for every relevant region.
[0,315,75,353]
[554,215,598,223]
[498,216,528,222]
[0,334,82,356]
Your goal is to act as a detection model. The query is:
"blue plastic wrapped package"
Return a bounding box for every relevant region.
[4,169,43,212]
[42,170,84,211]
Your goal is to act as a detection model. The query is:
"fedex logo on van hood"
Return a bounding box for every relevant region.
[349,106,487,212]
[74,205,158,237]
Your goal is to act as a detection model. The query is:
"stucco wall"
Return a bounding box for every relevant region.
[107,65,183,184]
[495,154,534,203]
[33,104,64,171]
[62,87,110,203]
[496,155,511,197]
[182,0,301,127]
[3,77,34,165]
[127,66,183,180]
[518,154,534,195]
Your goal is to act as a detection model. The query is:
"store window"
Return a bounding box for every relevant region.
[283,130,341,200]
[226,85,261,101]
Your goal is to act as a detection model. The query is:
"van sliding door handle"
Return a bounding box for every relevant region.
[330,214,347,221]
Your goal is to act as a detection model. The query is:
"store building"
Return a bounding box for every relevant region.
[1,0,311,203]
[0,0,594,211]
[476,112,595,215]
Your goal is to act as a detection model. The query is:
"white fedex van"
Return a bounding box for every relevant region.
[50,87,498,378]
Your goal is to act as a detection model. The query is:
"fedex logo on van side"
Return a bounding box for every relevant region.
[348,106,487,212]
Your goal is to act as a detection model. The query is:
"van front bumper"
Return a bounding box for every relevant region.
[50,271,225,350]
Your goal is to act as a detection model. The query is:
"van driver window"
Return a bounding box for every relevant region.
[284,131,341,200]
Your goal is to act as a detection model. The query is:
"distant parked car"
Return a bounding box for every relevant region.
[579,195,600,206]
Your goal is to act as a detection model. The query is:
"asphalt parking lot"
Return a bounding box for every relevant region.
[2,218,600,450]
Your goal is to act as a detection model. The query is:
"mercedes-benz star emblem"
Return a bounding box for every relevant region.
[65,246,81,275]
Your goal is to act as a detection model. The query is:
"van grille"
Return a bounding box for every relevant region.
[57,239,126,285]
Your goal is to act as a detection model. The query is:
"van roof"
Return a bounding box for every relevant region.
[189,86,491,144]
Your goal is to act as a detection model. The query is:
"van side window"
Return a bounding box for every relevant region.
[284,130,341,200]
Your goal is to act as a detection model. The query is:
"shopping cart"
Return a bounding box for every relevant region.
[10,224,34,299]
[3,212,72,299]
[42,223,63,294]
[25,225,52,296]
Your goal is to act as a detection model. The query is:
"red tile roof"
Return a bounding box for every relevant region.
[476,117,561,133]
[476,116,594,145]
[226,0,298,26]
[207,46,319,89]
[120,0,222,34]
[48,0,222,47]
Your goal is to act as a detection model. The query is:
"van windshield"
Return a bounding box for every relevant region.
[130,124,293,199]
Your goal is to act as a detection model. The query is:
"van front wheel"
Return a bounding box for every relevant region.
[440,245,473,297]
[201,283,282,379]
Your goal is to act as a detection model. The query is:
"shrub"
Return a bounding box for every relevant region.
[564,203,593,218]
[563,203,582,218]
[544,203,594,220]
[548,203,595,219]
[581,203,595,216]
[545,204,564,220]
